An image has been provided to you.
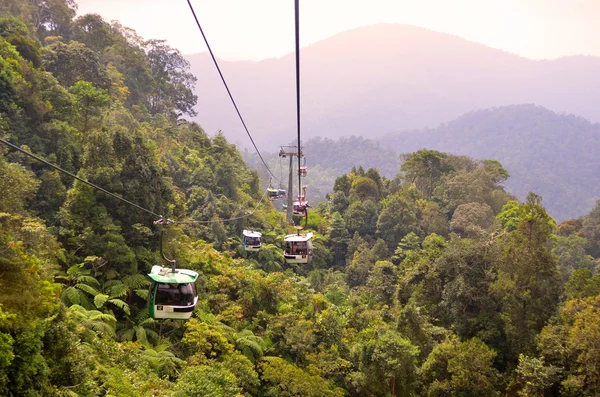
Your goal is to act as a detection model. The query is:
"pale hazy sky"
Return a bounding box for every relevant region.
[76,0,600,60]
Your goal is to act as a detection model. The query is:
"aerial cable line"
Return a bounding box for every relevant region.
[1,137,271,226]
[294,0,302,203]
[175,187,270,225]
[0,138,163,218]
[186,0,282,186]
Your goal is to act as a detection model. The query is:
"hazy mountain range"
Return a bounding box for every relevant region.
[381,104,600,221]
[186,23,600,150]
[190,23,600,220]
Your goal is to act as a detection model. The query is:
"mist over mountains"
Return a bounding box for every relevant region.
[186,23,600,150]
[189,23,600,220]
[381,104,600,221]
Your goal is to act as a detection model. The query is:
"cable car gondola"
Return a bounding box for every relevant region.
[268,187,287,200]
[299,166,308,177]
[148,265,199,320]
[242,230,262,251]
[299,157,308,177]
[268,187,280,200]
[293,200,309,215]
[284,232,313,264]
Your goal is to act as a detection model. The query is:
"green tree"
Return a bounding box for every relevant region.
[510,354,561,397]
[344,200,378,237]
[351,327,419,397]
[144,39,197,118]
[420,335,499,397]
[450,202,494,238]
[377,192,420,249]
[260,356,343,397]
[491,194,562,358]
[400,149,454,200]
[42,38,109,88]
[582,199,600,257]
[69,80,110,132]
[174,364,241,397]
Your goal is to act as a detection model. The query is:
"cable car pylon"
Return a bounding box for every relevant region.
[279,145,304,224]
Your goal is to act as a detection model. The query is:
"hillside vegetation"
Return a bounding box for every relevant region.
[257,105,599,221]
[383,104,600,221]
[1,2,600,396]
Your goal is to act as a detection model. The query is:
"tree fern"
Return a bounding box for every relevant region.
[75,283,99,297]
[107,298,130,315]
[122,274,151,290]
[93,293,109,309]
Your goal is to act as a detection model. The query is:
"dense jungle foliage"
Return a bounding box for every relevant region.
[1,1,600,396]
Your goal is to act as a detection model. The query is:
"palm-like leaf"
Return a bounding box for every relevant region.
[235,329,264,362]
[62,286,81,305]
[75,283,99,297]
[76,275,100,287]
[122,274,151,289]
[68,305,116,338]
[108,298,130,315]
[94,293,109,309]
[134,289,149,299]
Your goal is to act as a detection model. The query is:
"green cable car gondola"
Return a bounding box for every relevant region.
[148,220,199,320]
[148,265,199,320]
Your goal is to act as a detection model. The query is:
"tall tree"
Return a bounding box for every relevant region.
[491,194,562,359]
[144,39,197,118]
[400,149,454,200]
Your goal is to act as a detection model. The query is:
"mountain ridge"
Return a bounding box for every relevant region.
[186,23,600,150]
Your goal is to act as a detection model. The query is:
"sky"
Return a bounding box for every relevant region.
[75,0,600,61]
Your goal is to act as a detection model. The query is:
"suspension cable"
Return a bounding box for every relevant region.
[2,137,272,226]
[0,138,163,218]
[186,0,282,186]
[295,0,302,203]
[175,187,270,225]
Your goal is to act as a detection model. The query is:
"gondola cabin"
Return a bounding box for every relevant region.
[242,230,262,251]
[148,265,199,320]
[293,200,308,215]
[299,166,308,177]
[278,189,287,198]
[268,188,280,200]
[284,232,313,264]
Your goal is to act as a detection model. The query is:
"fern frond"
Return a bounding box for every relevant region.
[108,298,130,315]
[75,283,99,296]
[94,294,109,309]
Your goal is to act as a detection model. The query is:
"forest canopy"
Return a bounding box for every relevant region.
[1,1,600,396]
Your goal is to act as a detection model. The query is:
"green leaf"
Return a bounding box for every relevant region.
[94,293,109,309]
[63,286,81,305]
[108,298,130,315]
[123,274,151,289]
[76,283,99,296]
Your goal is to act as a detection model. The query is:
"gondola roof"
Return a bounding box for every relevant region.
[284,232,313,242]
[243,230,262,238]
[148,266,199,284]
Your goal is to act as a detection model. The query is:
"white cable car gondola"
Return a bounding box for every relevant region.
[242,230,262,251]
[284,232,313,264]
[148,265,199,320]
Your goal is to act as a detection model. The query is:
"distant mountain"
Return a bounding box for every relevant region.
[381,104,600,221]
[254,105,599,222]
[186,24,600,150]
